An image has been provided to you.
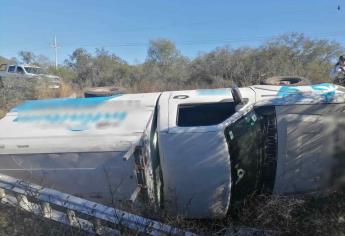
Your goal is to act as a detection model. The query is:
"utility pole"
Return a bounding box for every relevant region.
[51,35,60,70]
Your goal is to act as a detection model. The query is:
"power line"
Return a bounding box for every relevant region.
[74,30,345,49]
[3,30,345,56]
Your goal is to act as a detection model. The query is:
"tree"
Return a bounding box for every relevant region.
[18,51,35,64]
[34,55,52,67]
[18,51,53,68]
[92,48,133,87]
[65,48,135,87]
[0,56,12,65]
[147,39,181,66]
[189,47,234,87]
[66,48,94,87]
[259,33,344,83]
[142,39,190,90]
[188,33,344,87]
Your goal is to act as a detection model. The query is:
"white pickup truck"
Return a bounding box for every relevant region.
[0,64,61,89]
[0,83,344,219]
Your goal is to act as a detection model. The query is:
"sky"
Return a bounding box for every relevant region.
[0,0,345,65]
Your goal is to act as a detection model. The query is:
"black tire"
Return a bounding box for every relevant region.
[261,76,311,86]
[84,86,124,98]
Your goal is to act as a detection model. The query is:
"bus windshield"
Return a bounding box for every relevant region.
[225,106,277,203]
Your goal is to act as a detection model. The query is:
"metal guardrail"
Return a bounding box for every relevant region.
[0,173,198,236]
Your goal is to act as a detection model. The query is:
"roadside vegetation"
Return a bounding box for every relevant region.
[0,33,342,117]
[0,33,345,235]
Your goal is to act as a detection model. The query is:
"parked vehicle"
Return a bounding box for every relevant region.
[0,64,61,89]
[0,83,344,219]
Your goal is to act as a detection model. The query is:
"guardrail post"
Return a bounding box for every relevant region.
[41,202,52,218]
[0,189,5,199]
[16,194,30,211]
[66,209,79,227]
[93,219,102,235]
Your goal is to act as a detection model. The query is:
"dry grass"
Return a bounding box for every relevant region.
[191,192,345,235]
[0,78,78,119]
[234,194,340,235]
[0,192,344,235]
[35,81,74,99]
[0,204,85,236]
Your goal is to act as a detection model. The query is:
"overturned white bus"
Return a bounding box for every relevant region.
[0,83,344,219]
